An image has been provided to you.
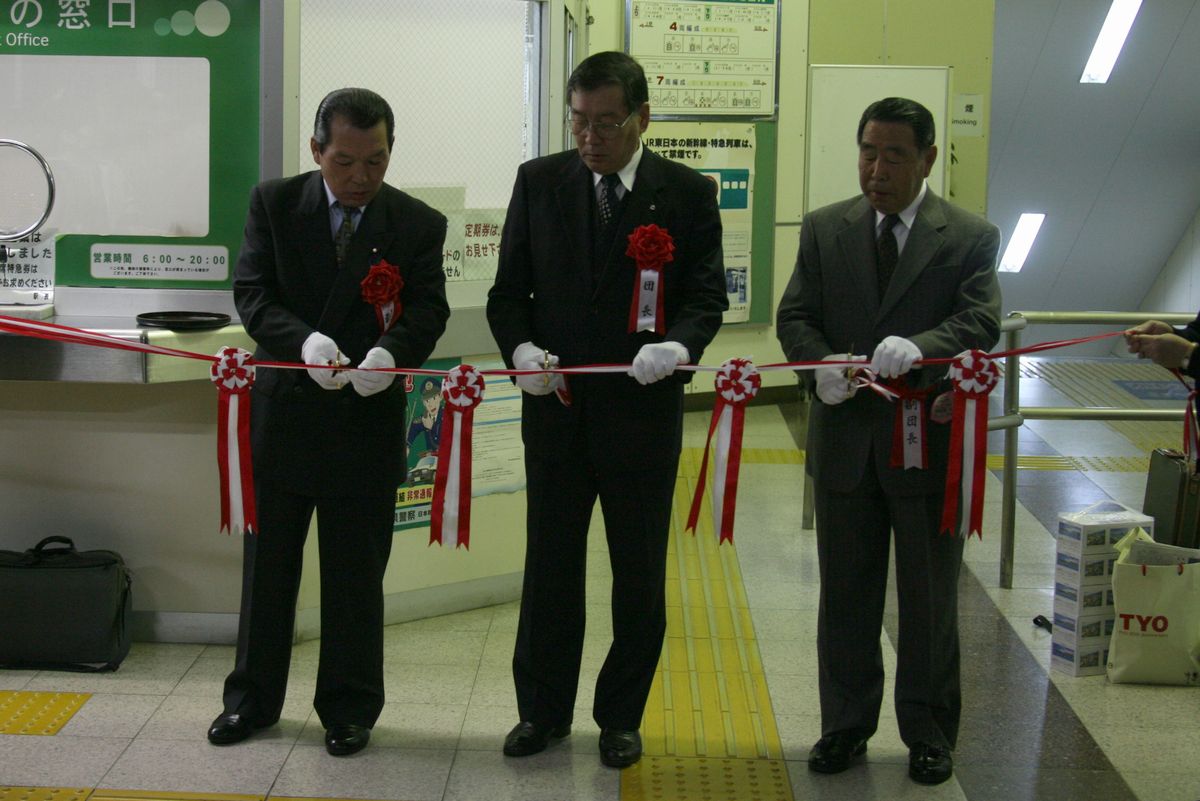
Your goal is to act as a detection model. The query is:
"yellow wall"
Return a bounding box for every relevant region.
[584,0,993,392]
[809,0,995,216]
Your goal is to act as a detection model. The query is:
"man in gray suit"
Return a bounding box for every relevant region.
[776,97,1000,786]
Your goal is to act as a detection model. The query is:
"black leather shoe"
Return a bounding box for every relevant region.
[207,713,258,745]
[598,728,642,768]
[808,731,868,773]
[503,720,571,756]
[908,742,953,785]
[325,724,371,756]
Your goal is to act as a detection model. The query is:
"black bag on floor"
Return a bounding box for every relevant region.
[0,536,133,671]
[1142,448,1200,549]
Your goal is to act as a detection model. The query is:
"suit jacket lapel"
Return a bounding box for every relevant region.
[835,196,881,316]
[877,191,946,321]
[554,156,596,295]
[295,171,334,273]
[318,187,398,332]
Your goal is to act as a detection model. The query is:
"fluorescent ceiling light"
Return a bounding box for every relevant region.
[998,213,1045,273]
[1080,0,1142,83]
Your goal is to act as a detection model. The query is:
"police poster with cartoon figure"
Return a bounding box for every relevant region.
[394,357,456,531]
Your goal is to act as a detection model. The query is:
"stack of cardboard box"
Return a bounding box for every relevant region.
[1051,502,1153,676]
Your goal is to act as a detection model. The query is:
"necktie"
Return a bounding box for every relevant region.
[335,203,358,267]
[598,173,622,228]
[876,213,900,296]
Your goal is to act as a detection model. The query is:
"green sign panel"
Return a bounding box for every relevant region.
[1,0,260,289]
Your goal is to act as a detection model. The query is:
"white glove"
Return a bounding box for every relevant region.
[301,331,350,390]
[629,341,690,385]
[513,341,563,396]
[349,347,396,397]
[814,353,866,406]
[870,336,922,379]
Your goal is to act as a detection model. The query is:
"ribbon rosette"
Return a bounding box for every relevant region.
[360,259,404,333]
[625,224,674,335]
[210,347,257,536]
[686,358,760,544]
[430,364,484,549]
[940,350,1000,538]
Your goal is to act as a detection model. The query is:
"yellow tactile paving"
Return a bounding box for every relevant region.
[623,756,792,801]
[1017,358,1182,454]
[0,792,396,801]
[0,789,91,801]
[624,449,794,801]
[89,794,261,801]
[682,447,802,468]
[0,692,90,736]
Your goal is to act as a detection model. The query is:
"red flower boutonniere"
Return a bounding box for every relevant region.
[361,259,404,332]
[626,224,675,272]
[626,224,674,334]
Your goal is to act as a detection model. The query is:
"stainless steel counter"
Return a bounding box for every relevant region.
[0,315,256,383]
[0,287,499,383]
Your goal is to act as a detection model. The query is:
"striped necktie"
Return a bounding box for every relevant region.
[335,203,358,267]
[877,213,900,296]
[598,173,621,228]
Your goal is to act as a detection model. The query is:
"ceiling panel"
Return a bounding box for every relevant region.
[988,0,1200,352]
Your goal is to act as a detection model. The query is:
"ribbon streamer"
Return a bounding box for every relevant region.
[630,268,666,334]
[1169,371,1200,460]
[686,358,761,543]
[889,380,930,470]
[430,364,484,549]
[209,347,257,536]
[625,224,674,335]
[0,314,1145,544]
[940,350,1000,538]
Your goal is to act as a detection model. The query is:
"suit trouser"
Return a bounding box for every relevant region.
[222,478,395,729]
[812,456,965,749]
[514,447,676,731]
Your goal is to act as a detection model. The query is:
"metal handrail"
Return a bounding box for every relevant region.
[0,139,56,265]
[996,310,1195,588]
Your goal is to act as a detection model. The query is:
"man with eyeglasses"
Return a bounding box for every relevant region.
[487,50,727,768]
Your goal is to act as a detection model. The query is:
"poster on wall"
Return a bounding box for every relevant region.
[393,358,525,532]
[0,0,260,291]
[627,0,778,118]
[403,186,509,310]
[646,121,755,322]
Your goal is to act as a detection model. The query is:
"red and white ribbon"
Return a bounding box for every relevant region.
[1175,371,1199,459]
[686,358,760,544]
[941,350,999,538]
[360,259,403,333]
[889,380,929,470]
[430,364,484,549]
[210,347,257,536]
[625,224,674,335]
[377,301,397,333]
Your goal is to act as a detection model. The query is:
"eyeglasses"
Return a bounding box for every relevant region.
[566,109,639,140]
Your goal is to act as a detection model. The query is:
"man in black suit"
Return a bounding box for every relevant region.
[487,51,727,768]
[776,98,1001,785]
[207,88,449,756]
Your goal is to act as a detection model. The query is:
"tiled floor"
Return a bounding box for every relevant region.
[3,356,1200,801]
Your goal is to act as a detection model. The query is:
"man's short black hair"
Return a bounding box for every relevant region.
[566,51,649,115]
[857,97,936,151]
[313,88,395,152]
